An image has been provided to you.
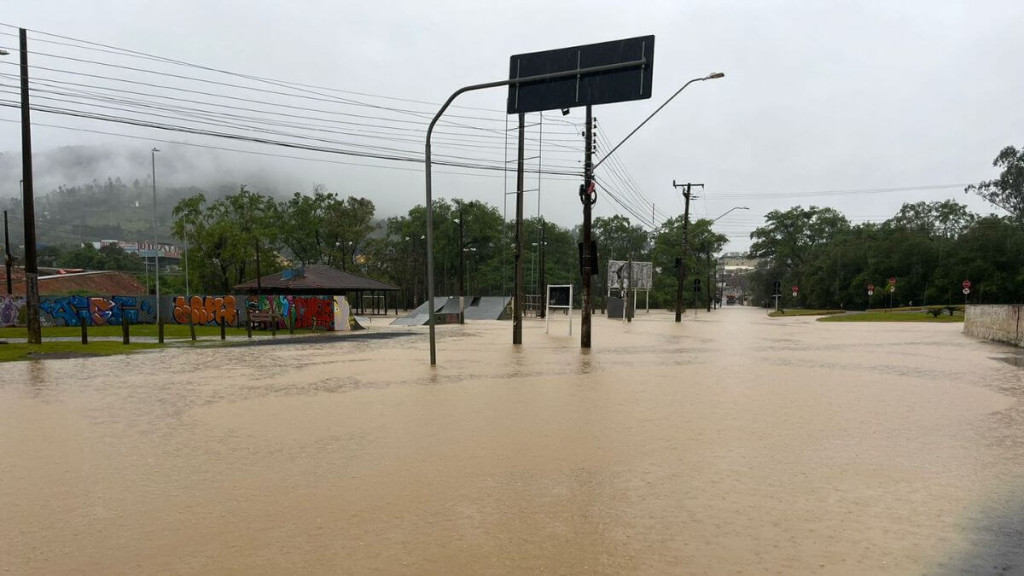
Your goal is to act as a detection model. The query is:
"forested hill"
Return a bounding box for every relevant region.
[0,144,292,246]
[0,176,244,246]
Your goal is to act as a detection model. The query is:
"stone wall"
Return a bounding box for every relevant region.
[963,305,1023,346]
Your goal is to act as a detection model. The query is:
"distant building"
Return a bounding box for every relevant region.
[718,252,759,305]
[719,252,758,273]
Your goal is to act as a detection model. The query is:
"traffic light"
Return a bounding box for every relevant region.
[772,280,781,296]
[693,278,702,293]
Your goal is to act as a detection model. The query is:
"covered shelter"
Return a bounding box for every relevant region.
[233,264,399,316]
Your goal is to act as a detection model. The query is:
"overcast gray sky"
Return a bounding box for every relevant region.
[1,0,1021,251]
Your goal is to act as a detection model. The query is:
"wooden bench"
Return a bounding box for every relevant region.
[247,311,281,330]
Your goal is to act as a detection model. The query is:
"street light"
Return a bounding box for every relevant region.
[151,147,160,328]
[594,72,726,170]
[712,206,749,223]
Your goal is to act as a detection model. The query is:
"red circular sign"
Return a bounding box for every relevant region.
[868,284,875,291]
[888,277,897,286]
[792,285,799,292]
[963,279,971,289]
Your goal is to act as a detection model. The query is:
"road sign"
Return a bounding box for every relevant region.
[868,284,875,291]
[888,285,896,293]
[508,36,655,114]
[963,279,971,289]
[868,290,874,296]
[963,288,970,295]
[693,278,702,293]
[888,277,897,286]
[792,285,799,293]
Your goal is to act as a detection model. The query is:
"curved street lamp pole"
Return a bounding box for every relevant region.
[593,72,724,170]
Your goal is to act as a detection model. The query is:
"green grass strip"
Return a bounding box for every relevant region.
[0,341,160,362]
[768,309,845,317]
[818,311,964,323]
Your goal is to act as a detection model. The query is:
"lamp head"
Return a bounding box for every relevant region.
[708,72,725,79]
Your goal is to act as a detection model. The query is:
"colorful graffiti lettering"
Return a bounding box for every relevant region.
[1,295,24,327]
[38,295,141,326]
[243,294,334,330]
[172,295,238,326]
[39,295,88,326]
[27,294,336,329]
[293,296,334,330]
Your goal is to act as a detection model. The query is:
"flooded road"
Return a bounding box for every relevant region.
[2,307,1023,575]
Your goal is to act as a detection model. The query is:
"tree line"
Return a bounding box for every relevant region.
[166,186,727,310]
[749,146,1024,308]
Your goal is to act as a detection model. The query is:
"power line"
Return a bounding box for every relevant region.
[0,85,587,171]
[0,100,584,176]
[0,117,581,181]
[713,184,972,199]
[0,62,581,147]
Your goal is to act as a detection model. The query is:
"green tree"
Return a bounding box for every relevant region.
[325,196,377,271]
[966,146,1024,219]
[171,186,281,293]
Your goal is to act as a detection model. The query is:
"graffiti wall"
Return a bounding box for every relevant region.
[244,295,335,330]
[173,295,239,326]
[1,295,24,327]
[37,295,154,327]
[19,293,338,330]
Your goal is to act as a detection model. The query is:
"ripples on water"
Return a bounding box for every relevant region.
[1,309,1021,575]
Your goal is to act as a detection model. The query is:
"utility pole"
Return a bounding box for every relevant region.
[19,28,41,344]
[627,255,634,323]
[151,148,160,327]
[537,220,546,319]
[513,113,525,345]
[673,181,702,322]
[3,210,12,295]
[458,207,464,325]
[581,105,596,348]
[706,250,712,312]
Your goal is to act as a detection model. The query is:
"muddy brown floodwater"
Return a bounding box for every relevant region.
[2,307,1023,575]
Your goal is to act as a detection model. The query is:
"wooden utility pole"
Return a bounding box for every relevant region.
[19,28,41,343]
[513,113,525,345]
[458,207,465,324]
[581,106,595,348]
[537,221,546,319]
[3,210,12,295]
[673,181,702,323]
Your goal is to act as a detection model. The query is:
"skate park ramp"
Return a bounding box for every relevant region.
[391,296,511,326]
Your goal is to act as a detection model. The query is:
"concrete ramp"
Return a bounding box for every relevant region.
[464,296,512,321]
[391,296,511,326]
